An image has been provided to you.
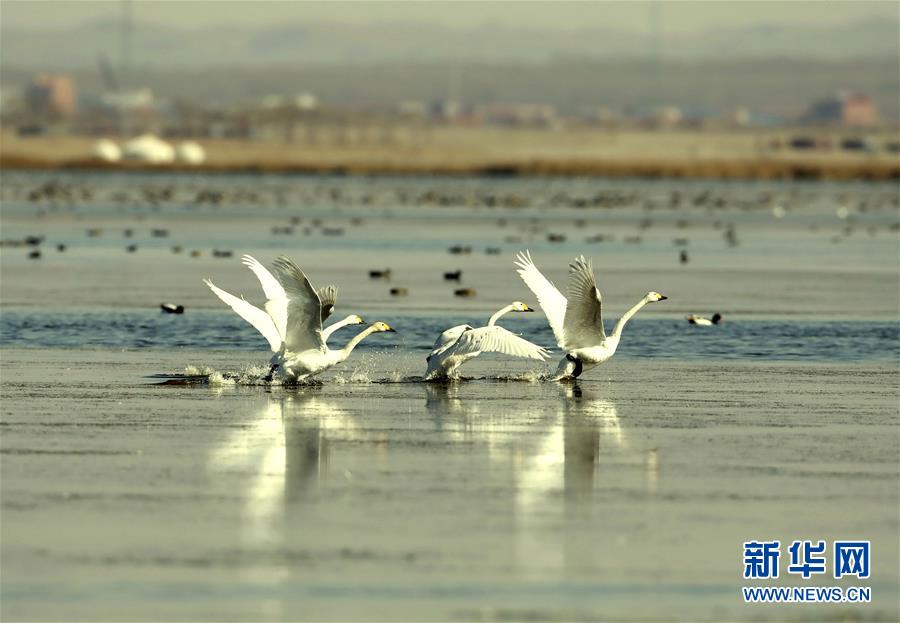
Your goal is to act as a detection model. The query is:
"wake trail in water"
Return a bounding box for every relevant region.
[150,362,555,387]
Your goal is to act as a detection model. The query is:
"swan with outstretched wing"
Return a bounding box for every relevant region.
[204,255,389,381]
[515,251,666,380]
[425,301,550,380]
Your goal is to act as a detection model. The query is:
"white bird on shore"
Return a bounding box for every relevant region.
[204,255,388,381]
[424,301,550,380]
[514,251,667,380]
[687,313,722,326]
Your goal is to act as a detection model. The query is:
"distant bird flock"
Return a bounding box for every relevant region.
[204,251,668,382]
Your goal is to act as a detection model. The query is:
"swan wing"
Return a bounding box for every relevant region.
[241,254,288,341]
[429,324,473,358]
[270,256,326,353]
[443,325,550,361]
[316,285,337,321]
[562,255,606,349]
[514,250,567,348]
[203,279,282,352]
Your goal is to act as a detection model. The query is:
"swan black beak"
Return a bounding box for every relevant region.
[524,307,535,312]
[658,295,668,301]
[387,327,397,332]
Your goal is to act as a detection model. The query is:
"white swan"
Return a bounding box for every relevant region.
[424,301,550,380]
[204,255,392,380]
[514,251,666,380]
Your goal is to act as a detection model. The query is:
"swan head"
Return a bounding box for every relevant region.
[372,321,397,333]
[348,314,365,325]
[647,291,668,302]
[511,301,535,312]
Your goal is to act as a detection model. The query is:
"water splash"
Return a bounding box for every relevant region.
[332,369,372,384]
[207,371,235,387]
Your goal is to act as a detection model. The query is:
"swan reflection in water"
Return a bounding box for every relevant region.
[208,391,366,553]
[514,383,660,575]
[207,383,660,588]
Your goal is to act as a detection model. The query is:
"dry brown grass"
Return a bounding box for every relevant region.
[2,128,897,180]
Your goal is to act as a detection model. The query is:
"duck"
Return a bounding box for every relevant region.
[687,313,722,326]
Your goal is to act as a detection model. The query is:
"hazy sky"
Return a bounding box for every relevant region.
[2,0,896,32]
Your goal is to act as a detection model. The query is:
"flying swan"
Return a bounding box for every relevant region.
[514,251,667,380]
[204,255,393,380]
[425,301,550,380]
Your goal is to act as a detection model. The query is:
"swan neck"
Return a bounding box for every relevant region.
[488,304,515,326]
[612,298,649,339]
[322,317,352,341]
[340,325,379,357]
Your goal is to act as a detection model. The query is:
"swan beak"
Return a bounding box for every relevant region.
[386,327,397,332]
[524,305,535,312]
[658,295,668,301]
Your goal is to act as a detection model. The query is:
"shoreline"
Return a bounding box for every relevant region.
[2,153,898,181]
[3,128,898,181]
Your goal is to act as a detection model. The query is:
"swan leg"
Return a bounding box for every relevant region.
[569,355,584,379]
[552,354,583,381]
[263,363,278,382]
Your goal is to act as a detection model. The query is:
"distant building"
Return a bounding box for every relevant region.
[653,106,683,128]
[91,139,122,162]
[397,101,427,117]
[477,103,557,127]
[728,107,751,127]
[123,134,175,164]
[261,94,286,110]
[100,88,155,114]
[25,74,76,119]
[805,92,879,126]
[176,141,206,164]
[430,99,462,120]
[294,93,319,111]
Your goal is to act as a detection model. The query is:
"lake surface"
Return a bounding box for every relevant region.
[1,172,898,621]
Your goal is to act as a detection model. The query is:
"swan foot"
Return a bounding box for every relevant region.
[424,374,460,384]
[552,354,583,381]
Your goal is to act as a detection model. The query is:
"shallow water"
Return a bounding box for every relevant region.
[1,349,898,621]
[1,172,898,621]
[1,308,898,365]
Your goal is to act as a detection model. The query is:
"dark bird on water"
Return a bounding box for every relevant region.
[443,270,462,281]
[161,303,185,314]
[687,313,722,326]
